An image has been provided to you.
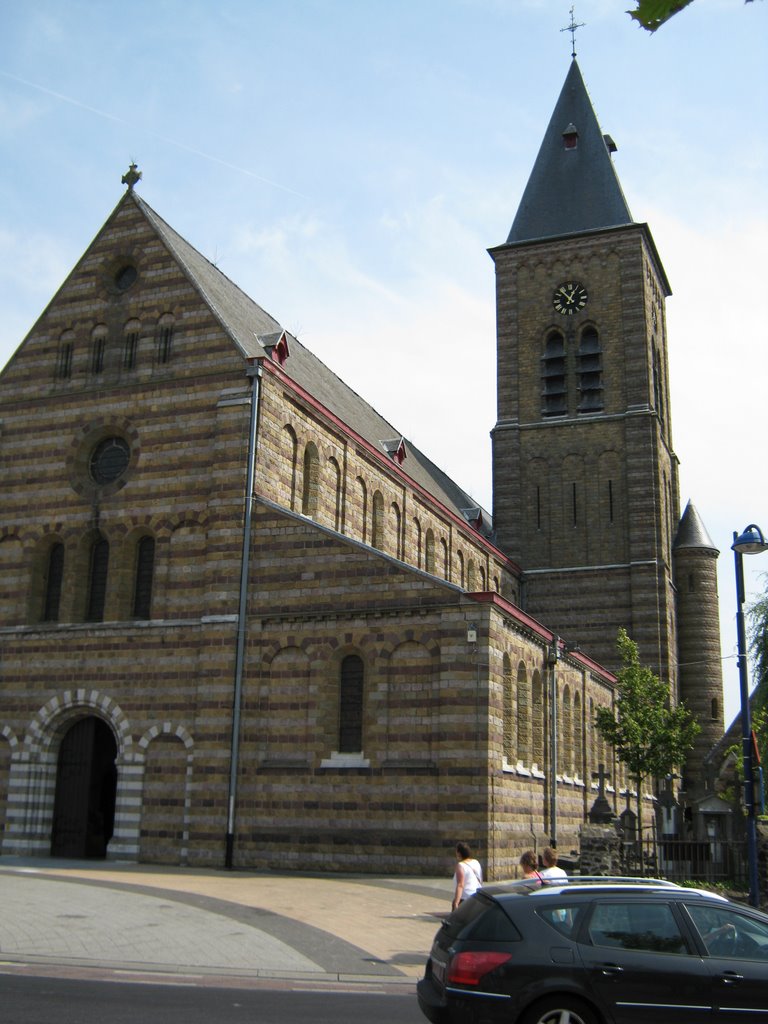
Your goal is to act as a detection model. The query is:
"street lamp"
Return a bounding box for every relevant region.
[547,638,560,850]
[732,523,768,908]
[547,636,581,850]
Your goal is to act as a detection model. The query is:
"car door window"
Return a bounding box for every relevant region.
[537,904,585,940]
[685,903,768,960]
[588,901,688,954]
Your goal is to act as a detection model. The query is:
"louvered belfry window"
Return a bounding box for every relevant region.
[542,331,567,416]
[578,326,603,412]
[338,655,364,753]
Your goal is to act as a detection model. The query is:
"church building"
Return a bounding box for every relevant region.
[0,59,725,876]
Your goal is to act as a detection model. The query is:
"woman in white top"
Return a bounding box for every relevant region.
[452,841,483,910]
[539,846,568,881]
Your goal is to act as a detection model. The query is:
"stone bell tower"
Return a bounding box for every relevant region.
[490,58,680,690]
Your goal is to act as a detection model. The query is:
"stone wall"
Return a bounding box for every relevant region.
[578,823,623,876]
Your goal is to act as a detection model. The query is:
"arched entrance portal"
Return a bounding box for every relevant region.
[51,716,117,859]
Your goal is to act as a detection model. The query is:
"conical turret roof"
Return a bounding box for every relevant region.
[507,60,633,244]
[674,500,719,553]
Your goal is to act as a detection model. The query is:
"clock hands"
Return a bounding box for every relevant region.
[553,281,588,315]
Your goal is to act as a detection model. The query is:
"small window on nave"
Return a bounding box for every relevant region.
[424,528,435,573]
[301,443,319,517]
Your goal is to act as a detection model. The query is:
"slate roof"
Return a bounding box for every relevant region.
[674,500,719,553]
[134,194,494,538]
[507,59,633,245]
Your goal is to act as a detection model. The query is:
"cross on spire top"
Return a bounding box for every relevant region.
[121,162,142,192]
[561,5,586,59]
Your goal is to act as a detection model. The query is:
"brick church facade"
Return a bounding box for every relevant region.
[0,60,725,876]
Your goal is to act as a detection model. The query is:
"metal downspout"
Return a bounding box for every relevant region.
[225,362,262,869]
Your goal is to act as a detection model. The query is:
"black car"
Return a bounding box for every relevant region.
[417,877,768,1024]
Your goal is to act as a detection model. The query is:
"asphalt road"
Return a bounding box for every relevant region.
[2,975,427,1024]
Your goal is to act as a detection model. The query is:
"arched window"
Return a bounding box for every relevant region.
[503,654,515,763]
[467,559,477,592]
[86,534,109,622]
[456,550,465,589]
[516,662,530,764]
[90,325,108,375]
[573,690,583,777]
[301,442,319,516]
[357,477,368,543]
[133,536,155,620]
[531,669,544,766]
[561,685,573,774]
[284,425,299,510]
[56,331,74,380]
[391,502,402,559]
[372,491,384,550]
[542,330,567,417]
[42,542,65,622]
[424,529,435,573]
[413,518,422,568]
[339,655,364,753]
[652,342,664,421]
[440,538,449,579]
[156,314,174,364]
[123,319,140,370]
[578,327,603,412]
[329,457,342,531]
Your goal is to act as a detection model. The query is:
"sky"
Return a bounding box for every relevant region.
[0,0,766,725]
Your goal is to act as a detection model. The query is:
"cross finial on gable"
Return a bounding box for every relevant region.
[121,163,142,191]
[560,5,585,59]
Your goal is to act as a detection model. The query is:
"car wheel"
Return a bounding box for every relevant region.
[518,995,599,1024]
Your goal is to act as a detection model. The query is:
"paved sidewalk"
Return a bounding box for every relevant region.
[0,856,453,988]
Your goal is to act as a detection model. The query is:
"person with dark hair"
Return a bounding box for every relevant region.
[519,849,543,881]
[540,846,568,881]
[452,842,483,910]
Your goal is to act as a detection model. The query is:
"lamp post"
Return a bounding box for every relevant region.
[546,636,580,850]
[732,523,768,908]
[547,637,560,850]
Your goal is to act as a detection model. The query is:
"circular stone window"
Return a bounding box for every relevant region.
[89,436,131,484]
[114,264,138,291]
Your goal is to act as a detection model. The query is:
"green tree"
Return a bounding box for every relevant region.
[629,0,758,33]
[594,628,700,840]
[747,575,768,760]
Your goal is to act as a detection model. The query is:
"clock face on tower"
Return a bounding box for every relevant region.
[553,281,588,315]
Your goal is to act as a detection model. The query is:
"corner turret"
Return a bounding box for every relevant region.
[674,501,725,805]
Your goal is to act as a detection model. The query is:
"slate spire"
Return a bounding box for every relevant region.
[507,60,633,244]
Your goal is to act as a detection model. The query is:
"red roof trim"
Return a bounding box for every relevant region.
[255,357,519,571]
[466,591,615,681]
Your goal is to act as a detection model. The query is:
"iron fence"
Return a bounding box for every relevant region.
[621,836,748,889]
